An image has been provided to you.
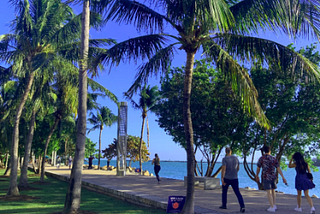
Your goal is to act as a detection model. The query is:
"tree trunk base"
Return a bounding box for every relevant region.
[7,187,20,196]
[18,180,29,188]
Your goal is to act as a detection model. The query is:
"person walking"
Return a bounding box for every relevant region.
[289,152,315,213]
[107,158,111,168]
[68,156,72,169]
[151,153,161,184]
[256,145,287,212]
[88,155,94,169]
[219,147,245,213]
[57,156,61,169]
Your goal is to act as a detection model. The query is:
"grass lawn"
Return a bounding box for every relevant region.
[0,169,166,214]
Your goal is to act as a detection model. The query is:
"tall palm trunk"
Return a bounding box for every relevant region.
[4,157,11,176]
[38,155,42,175]
[98,127,103,170]
[65,139,68,161]
[5,152,9,168]
[7,71,35,196]
[139,114,146,175]
[40,117,60,182]
[146,117,149,147]
[19,109,36,187]
[64,0,89,212]
[181,51,196,214]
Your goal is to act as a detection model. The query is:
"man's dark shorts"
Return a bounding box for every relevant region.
[263,180,277,190]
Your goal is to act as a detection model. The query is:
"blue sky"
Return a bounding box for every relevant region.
[0,2,318,161]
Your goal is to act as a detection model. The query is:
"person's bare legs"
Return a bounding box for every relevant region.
[303,189,313,207]
[297,190,302,208]
[271,189,276,207]
[266,190,274,208]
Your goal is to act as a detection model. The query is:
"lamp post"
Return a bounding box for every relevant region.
[117,102,128,176]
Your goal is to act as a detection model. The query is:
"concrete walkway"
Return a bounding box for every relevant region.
[44,166,319,214]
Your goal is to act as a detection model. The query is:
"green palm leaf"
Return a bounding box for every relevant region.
[212,34,320,82]
[87,78,118,104]
[92,34,166,70]
[126,43,177,97]
[104,0,166,33]
[203,41,270,128]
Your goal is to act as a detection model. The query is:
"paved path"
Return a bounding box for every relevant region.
[44,166,319,214]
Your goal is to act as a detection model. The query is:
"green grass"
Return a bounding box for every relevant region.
[0,169,166,214]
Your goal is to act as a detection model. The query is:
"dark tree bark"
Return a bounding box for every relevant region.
[40,117,60,182]
[4,158,11,176]
[98,127,102,170]
[181,51,196,214]
[7,71,35,196]
[63,1,89,212]
[139,114,146,175]
[19,109,36,187]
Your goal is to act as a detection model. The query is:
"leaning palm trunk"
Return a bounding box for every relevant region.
[181,52,196,214]
[19,109,37,187]
[139,114,146,175]
[37,155,42,175]
[32,161,37,174]
[64,1,90,212]
[7,71,35,196]
[146,117,149,147]
[98,128,102,170]
[40,117,60,182]
[5,153,9,168]
[4,158,11,176]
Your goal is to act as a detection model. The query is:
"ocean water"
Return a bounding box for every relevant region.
[86,159,319,196]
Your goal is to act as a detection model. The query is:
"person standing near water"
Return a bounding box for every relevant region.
[256,145,287,213]
[220,147,245,213]
[57,156,61,169]
[68,156,72,169]
[88,156,94,169]
[289,152,315,213]
[152,153,161,184]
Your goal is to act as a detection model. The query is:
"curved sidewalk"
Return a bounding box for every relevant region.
[44,166,319,214]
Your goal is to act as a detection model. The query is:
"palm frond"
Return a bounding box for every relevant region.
[87,78,118,105]
[126,43,177,97]
[230,0,320,39]
[92,34,167,72]
[87,124,100,134]
[212,33,320,82]
[203,41,270,129]
[105,0,167,33]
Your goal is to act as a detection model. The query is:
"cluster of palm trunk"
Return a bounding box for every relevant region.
[2,0,320,214]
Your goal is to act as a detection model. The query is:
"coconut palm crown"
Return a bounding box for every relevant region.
[125,84,160,174]
[87,106,117,170]
[92,0,320,213]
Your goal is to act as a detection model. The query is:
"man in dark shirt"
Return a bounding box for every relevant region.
[88,156,94,169]
[220,147,245,213]
[256,146,287,212]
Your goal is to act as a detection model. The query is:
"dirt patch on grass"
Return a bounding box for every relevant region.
[0,195,40,201]
[50,211,98,214]
[2,186,41,191]
[30,181,50,185]
[27,174,40,177]
[19,186,41,191]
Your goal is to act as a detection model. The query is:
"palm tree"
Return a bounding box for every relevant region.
[125,85,159,175]
[0,0,86,196]
[63,0,164,211]
[87,106,117,170]
[101,1,320,212]
[40,64,79,182]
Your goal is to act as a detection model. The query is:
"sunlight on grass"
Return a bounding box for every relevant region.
[0,169,166,214]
